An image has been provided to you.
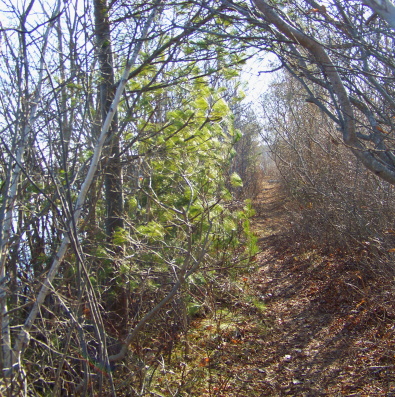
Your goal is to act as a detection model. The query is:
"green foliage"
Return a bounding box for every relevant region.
[230,172,243,187]
[233,129,242,143]
[243,199,256,218]
[112,227,129,246]
[186,298,203,317]
[114,71,259,299]
[137,221,166,240]
[0,1,263,394]
[236,200,259,258]
[249,297,267,313]
[127,196,138,211]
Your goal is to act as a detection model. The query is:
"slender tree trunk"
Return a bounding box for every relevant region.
[94,0,124,239]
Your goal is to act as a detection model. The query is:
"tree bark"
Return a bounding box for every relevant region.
[94,0,124,239]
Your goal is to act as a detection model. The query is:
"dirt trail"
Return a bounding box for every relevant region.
[227,179,395,396]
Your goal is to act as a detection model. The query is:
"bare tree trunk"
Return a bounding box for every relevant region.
[94,0,124,239]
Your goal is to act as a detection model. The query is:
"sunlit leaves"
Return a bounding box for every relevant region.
[119,62,256,278]
[137,221,166,240]
[112,227,129,246]
[211,97,230,120]
[230,172,243,187]
[233,129,243,143]
[193,97,209,111]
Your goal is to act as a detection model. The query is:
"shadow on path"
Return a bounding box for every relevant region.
[227,179,395,396]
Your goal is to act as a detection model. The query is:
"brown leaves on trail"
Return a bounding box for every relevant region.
[188,179,395,396]
[240,180,395,396]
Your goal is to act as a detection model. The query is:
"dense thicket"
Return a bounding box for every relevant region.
[1,0,395,395]
[262,73,395,253]
[0,1,258,394]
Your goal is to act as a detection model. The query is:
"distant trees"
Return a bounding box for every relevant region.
[232,0,395,249]
[230,106,265,200]
[262,72,395,250]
